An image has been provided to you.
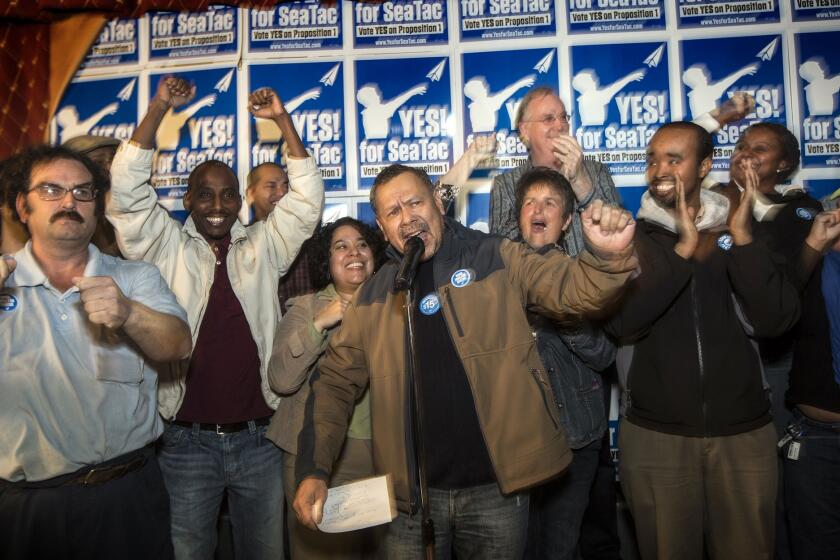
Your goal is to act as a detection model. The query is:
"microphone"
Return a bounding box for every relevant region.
[394,236,425,291]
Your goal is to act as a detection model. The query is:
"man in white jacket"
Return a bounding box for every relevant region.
[107,76,324,560]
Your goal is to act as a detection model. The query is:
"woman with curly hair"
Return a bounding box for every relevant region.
[266,216,385,559]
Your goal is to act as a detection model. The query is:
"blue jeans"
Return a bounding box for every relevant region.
[157,422,284,560]
[384,483,529,559]
[783,408,840,559]
[525,439,601,560]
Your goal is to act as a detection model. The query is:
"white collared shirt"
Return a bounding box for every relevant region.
[0,243,187,481]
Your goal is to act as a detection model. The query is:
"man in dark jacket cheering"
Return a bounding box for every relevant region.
[294,163,638,559]
[607,122,800,560]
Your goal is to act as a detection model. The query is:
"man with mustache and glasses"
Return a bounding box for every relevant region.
[293,163,638,559]
[0,145,191,560]
[605,122,800,560]
[107,77,324,559]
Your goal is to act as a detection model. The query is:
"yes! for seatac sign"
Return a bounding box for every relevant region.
[353,0,449,47]
[248,1,342,52]
[354,56,453,189]
[148,6,238,61]
[566,0,666,33]
[146,67,237,200]
[680,34,787,172]
[81,18,139,68]
[570,42,670,176]
[459,0,557,41]
[796,31,840,169]
[250,61,347,191]
[53,77,138,144]
[461,48,559,173]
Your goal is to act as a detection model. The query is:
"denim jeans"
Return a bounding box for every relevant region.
[157,422,284,560]
[383,483,529,559]
[525,439,601,560]
[783,408,840,559]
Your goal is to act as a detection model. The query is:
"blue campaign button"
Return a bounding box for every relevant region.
[717,234,734,251]
[419,293,441,315]
[450,269,472,288]
[796,207,814,221]
[0,293,18,311]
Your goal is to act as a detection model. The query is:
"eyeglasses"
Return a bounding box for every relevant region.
[27,184,97,202]
[521,113,573,126]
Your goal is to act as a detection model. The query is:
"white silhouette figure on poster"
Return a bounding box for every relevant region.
[463,74,536,132]
[683,63,759,118]
[156,94,217,151]
[357,83,427,140]
[254,88,322,143]
[572,68,646,127]
[55,103,120,144]
[799,60,840,117]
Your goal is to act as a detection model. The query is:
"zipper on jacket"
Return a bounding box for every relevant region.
[690,277,708,436]
[442,287,465,337]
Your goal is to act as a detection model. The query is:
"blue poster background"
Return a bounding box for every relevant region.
[570,42,670,176]
[148,6,238,61]
[353,0,448,48]
[459,0,556,41]
[354,56,453,190]
[250,61,347,191]
[795,31,840,169]
[53,77,138,145]
[146,67,237,221]
[466,192,490,233]
[461,48,559,174]
[676,0,780,28]
[567,0,666,33]
[680,34,787,171]
[791,0,840,21]
[81,18,139,68]
[248,2,342,52]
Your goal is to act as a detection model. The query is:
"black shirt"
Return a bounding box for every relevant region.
[413,257,496,489]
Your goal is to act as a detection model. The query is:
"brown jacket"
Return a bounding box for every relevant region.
[297,219,637,513]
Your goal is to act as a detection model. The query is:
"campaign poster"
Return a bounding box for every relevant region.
[459,0,556,41]
[53,76,138,145]
[146,67,237,215]
[248,1,342,52]
[250,61,346,192]
[356,201,377,226]
[80,18,139,68]
[680,35,787,171]
[354,56,453,190]
[323,201,350,224]
[676,0,779,28]
[619,185,646,216]
[148,6,238,61]
[804,179,839,202]
[353,0,448,48]
[566,0,666,33]
[796,31,840,169]
[466,192,490,232]
[461,48,559,173]
[570,42,670,176]
[791,0,840,21]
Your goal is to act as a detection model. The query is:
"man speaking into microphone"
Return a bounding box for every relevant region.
[294,163,638,558]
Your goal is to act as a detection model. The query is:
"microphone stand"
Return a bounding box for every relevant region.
[400,280,435,560]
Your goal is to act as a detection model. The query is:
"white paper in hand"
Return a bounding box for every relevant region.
[316,475,397,533]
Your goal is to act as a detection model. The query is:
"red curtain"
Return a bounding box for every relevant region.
[0,0,304,158]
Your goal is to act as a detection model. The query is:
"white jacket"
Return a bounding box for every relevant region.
[107,142,324,419]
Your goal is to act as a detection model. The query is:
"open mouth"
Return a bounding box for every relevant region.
[345,261,366,270]
[651,180,675,195]
[206,215,227,227]
[530,220,547,233]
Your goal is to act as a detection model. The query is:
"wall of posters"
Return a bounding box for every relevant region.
[58,1,839,225]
